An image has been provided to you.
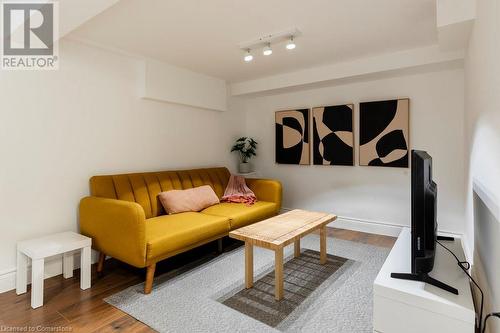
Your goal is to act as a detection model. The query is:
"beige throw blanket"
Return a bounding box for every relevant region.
[222,175,257,205]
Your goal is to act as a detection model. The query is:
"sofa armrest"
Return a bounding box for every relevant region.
[246,178,282,212]
[79,196,147,268]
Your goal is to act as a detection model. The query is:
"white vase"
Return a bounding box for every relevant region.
[239,162,252,173]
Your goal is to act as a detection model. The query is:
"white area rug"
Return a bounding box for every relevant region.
[105,234,389,332]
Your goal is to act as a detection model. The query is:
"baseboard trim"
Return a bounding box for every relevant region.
[0,268,16,294]
[332,216,403,237]
[0,250,101,294]
[281,207,403,237]
[280,208,467,239]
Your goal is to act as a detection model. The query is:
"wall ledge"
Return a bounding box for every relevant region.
[230,45,464,96]
[473,178,500,223]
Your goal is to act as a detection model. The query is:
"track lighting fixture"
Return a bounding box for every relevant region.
[286,36,296,50]
[244,49,253,62]
[263,43,273,56]
[238,28,301,62]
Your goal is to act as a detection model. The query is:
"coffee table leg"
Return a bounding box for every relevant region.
[245,242,253,289]
[294,239,300,258]
[275,247,284,300]
[320,225,327,264]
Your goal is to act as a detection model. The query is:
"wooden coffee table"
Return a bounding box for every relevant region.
[229,209,337,300]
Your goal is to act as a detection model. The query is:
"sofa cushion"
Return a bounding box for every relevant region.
[201,201,278,229]
[145,212,230,262]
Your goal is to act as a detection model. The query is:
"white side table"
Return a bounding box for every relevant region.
[16,232,92,308]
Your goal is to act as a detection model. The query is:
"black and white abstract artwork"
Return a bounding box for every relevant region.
[312,104,354,166]
[359,99,409,168]
[275,109,310,165]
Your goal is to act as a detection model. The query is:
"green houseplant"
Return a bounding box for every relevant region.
[231,137,257,173]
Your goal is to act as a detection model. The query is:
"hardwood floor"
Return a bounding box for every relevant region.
[0,228,396,333]
[324,227,397,248]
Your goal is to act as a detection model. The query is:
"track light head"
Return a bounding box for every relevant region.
[244,49,253,62]
[286,36,296,50]
[263,43,273,56]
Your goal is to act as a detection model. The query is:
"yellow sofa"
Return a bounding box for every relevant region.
[79,167,282,293]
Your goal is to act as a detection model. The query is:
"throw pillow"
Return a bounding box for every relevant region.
[158,185,220,214]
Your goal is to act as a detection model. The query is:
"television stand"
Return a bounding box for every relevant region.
[374,228,475,333]
[390,272,459,295]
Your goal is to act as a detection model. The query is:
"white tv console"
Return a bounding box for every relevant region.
[373,228,476,333]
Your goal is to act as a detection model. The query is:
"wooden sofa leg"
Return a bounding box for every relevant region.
[97,252,105,275]
[144,263,156,294]
[217,238,223,254]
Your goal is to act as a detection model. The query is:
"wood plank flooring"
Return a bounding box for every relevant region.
[0,228,396,333]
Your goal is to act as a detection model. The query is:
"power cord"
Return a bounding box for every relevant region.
[436,240,484,332]
[482,312,500,333]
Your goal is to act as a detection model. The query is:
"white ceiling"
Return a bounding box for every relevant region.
[68,0,438,83]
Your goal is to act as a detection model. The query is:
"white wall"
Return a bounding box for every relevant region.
[464,0,500,331]
[236,68,465,235]
[141,59,227,111]
[0,39,241,292]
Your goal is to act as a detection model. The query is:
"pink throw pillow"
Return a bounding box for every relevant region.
[158,185,220,214]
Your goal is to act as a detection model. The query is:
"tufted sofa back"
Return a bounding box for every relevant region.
[89,167,231,219]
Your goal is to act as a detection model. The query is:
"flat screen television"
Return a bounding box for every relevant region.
[411,150,437,274]
[391,150,458,295]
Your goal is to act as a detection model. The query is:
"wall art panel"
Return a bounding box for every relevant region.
[312,104,354,166]
[359,99,409,167]
[275,109,310,165]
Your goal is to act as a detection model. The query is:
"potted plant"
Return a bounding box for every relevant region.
[231,137,257,173]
